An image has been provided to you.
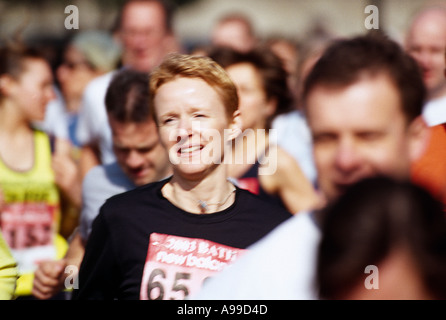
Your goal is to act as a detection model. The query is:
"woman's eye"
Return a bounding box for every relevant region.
[163,118,174,125]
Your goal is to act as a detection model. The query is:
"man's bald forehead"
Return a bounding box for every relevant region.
[408,5,446,31]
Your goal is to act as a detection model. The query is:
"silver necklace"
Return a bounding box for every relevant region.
[197,187,236,213]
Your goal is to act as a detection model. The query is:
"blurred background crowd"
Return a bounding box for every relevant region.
[1,0,446,300]
[0,0,436,59]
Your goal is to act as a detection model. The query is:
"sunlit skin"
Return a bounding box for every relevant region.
[226,63,276,131]
[306,74,425,203]
[406,8,446,100]
[5,58,55,123]
[225,62,322,213]
[0,58,55,172]
[109,116,171,186]
[118,1,170,72]
[212,20,255,53]
[56,46,103,112]
[154,76,242,213]
[155,77,237,180]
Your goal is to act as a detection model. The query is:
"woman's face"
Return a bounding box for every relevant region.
[225,62,275,130]
[8,58,55,122]
[57,45,99,103]
[154,77,238,179]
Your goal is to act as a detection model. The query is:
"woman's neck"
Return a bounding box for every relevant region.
[0,100,30,133]
[163,169,235,214]
[0,101,35,171]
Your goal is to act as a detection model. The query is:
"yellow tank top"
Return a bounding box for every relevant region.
[0,130,68,297]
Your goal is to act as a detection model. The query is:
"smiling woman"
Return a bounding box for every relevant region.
[149,53,242,212]
[154,76,236,185]
[72,53,292,300]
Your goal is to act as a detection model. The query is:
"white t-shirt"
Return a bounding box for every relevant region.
[272,110,317,185]
[422,95,446,127]
[79,162,136,242]
[191,211,321,300]
[76,71,117,165]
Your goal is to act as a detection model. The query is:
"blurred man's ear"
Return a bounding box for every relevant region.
[408,116,430,163]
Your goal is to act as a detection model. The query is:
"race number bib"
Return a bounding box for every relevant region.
[140,233,246,300]
[1,202,56,274]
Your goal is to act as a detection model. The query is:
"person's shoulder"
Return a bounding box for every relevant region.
[84,162,132,188]
[97,179,168,225]
[272,110,307,127]
[80,71,117,118]
[83,163,111,187]
[423,96,446,126]
[81,70,117,105]
[103,178,168,207]
[236,186,291,217]
[85,163,107,177]
[99,161,130,181]
[272,144,296,166]
[85,70,116,92]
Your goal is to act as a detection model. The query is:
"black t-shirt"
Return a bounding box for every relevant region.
[72,178,292,300]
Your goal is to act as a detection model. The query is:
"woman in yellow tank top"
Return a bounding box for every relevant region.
[0,44,68,298]
[0,229,17,300]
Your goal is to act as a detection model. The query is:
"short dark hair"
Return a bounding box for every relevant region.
[0,43,47,101]
[209,45,293,129]
[303,33,426,123]
[0,44,46,79]
[105,68,152,123]
[317,176,446,300]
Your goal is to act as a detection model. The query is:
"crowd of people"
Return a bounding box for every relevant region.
[0,0,446,300]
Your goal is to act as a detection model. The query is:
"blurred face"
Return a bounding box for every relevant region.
[119,1,169,71]
[270,40,299,102]
[306,75,414,203]
[154,77,237,180]
[406,11,446,99]
[6,58,55,122]
[226,63,275,130]
[109,117,171,186]
[212,20,255,53]
[57,45,100,103]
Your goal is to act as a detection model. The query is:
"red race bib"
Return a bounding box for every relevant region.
[140,233,246,300]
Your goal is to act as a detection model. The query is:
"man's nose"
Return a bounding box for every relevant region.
[415,51,433,70]
[125,150,144,168]
[334,138,362,173]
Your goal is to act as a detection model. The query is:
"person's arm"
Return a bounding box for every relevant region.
[52,137,82,208]
[0,230,18,300]
[32,231,85,300]
[32,162,111,300]
[79,145,101,180]
[262,146,324,213]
